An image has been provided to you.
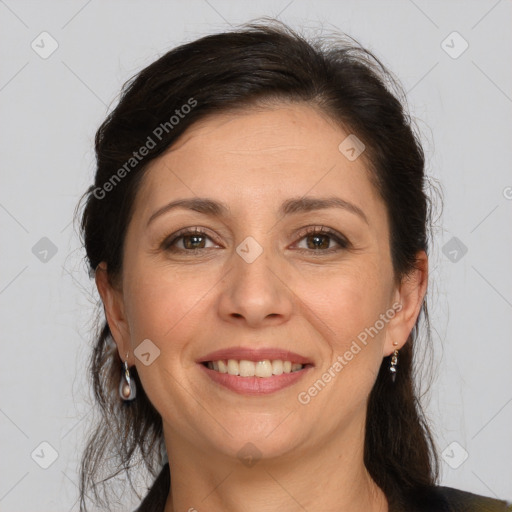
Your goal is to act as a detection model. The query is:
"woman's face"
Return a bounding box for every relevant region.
[97,102,426,461]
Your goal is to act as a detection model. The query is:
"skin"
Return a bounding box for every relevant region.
[96,102,428,512]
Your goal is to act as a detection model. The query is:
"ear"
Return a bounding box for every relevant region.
[383,250,428,357]
[94,262,132,364]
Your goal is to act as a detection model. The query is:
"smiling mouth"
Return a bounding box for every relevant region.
[201,359,312,378]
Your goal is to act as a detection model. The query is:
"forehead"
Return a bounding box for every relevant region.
[134,103,385,225]
[164,103,353,165]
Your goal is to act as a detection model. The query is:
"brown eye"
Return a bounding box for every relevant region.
[295,226,349,253]
[161,228,218,252]
[305,233,331,250]
[181,234,207,250]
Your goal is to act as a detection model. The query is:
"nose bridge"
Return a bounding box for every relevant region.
[218,231,293,325]
[233,232,277,297]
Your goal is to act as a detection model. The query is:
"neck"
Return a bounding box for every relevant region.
[162,417,388,512]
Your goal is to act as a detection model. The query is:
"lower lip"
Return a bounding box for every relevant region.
[198,363,314,395]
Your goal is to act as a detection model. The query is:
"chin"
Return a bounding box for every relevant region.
[202,417,308,463]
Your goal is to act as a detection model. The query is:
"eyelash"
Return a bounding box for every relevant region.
[160,226,350,255]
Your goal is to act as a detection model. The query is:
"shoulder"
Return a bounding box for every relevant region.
[130,471,512,512]
[401,485,512,512]
[435,486,512,511]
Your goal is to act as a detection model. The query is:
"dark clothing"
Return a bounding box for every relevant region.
[135,462,512,511]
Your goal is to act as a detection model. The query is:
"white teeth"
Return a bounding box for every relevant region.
[255,360,273,378]
[239,360,255,377]
[206,359,305,377]
[271,360,283,375]
[227,359,239,376]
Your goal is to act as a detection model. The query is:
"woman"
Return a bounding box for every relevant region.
[76,19,511,512]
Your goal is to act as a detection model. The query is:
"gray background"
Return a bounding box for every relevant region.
[1,1,511,510]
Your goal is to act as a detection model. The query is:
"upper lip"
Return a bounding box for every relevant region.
[197,347,313,366]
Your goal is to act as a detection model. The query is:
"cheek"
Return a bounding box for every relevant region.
[295,263,388,350]
[296,273,389,415]
[123,264,219,351]
[294,270,388,428]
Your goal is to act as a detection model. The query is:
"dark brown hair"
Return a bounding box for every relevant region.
[76,18,442,511]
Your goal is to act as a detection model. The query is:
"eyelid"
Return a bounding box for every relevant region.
[159,226,222,250]
[291,225,350,251]
[159,225,350,254]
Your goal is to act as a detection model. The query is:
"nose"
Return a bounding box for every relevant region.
[217,239,294,328]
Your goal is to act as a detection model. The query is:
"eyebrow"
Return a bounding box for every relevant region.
[146,196,369,227]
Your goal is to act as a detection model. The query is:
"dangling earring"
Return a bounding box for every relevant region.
[119,352,136,401]
[389,342,399,383]
[160,438,169,466]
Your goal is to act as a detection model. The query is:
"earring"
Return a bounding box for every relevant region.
[160,438,169,466]
[119,352,137,401]
[389,346,399,383]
